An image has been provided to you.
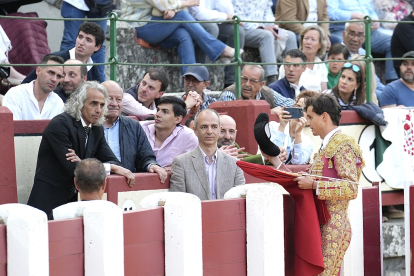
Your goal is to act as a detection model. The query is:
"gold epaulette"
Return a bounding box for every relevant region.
[325,133,363,160]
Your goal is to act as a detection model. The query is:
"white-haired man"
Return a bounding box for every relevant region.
[28,81,135,216]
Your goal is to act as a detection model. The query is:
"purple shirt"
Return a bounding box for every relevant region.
[199,147,218,199]
[140,121,198,167]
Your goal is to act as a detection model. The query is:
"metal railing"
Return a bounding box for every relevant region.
[2,13,413,101]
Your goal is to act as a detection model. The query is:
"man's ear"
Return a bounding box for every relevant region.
[175,115,183,125]
[101,177,107,192]
[156,91,164,99]
[83,74,88,82]
[35,66,41,76]
[74,178,80,192]
[94,44,102,53]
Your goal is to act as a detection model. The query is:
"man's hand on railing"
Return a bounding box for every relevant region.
[149,164,167,184]
[111,164,136,187]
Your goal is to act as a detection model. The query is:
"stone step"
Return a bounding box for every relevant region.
[383,218,405,275]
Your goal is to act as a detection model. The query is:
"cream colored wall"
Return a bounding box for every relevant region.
[14,136,42,204]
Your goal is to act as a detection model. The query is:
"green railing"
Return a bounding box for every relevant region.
[2,13,414,101]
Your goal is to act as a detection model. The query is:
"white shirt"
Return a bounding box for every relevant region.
[3,81,64,120]
[188,0,234,21]
[278,56,328,92]
[63,0,89,12]
[303,0,318,28]
[69,47,93,72]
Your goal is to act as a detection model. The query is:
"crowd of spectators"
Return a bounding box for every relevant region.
[0,0,413,218]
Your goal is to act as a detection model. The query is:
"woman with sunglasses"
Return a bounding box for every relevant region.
[325,62,366,109]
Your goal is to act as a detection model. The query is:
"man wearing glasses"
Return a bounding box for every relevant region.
[219,65,295,116]
[341,21,385,98]
[182,66,217,111]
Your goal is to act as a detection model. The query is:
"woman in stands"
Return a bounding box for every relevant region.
[326,62,366,109]
[278,25,328,92]
[121,0,238,75]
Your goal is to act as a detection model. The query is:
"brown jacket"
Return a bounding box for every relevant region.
[275,0,330,36]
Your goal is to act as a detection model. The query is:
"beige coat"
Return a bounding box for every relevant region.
[169,147,245,200]
[275,0,330,36]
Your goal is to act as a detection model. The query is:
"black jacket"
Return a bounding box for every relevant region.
[27,112,119,215]
[21,49,102,84]
[391,12,414,75]
[116,115,158,172]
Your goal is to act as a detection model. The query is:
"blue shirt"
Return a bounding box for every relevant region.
[104,119,121,162]
[327,0,378,33]
[379,79,414,107]
[268,77,305,100]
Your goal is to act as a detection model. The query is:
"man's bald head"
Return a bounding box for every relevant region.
[62,59,87,96]
[218,115,237,147]
[103,80,124,121]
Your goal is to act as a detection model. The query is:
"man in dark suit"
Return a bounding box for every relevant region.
[27,81,135,215]
[22,22,102,84]
[169,108,245,200]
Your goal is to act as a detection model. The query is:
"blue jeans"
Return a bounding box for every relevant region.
[135,11,227,75]
[60,1,107,81]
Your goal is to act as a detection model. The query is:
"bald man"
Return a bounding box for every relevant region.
[57,59,88,102]
[102,81,167,183]
[218,114,288,164]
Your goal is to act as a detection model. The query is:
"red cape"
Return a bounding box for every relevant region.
[237,160,326,276]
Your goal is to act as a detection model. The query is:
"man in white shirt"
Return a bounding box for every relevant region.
[3,55,65,120]
[188,0,245,88]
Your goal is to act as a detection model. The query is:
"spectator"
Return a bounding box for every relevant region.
[182,66,216,111]
[59,0,111,81]
[27,81,135,215]
[102,81,167,183]
[73,158,107,201]
[123,68,202,119]
[268,49,307,100]
[185,115,195,129]
[169,108,245,200]
[140,96,199,168]
[391,11,414,76]
[220,65,295,116]
[23,22,103,84]
[275,0,342,46]
[217,114,288,164]
[232,0,298,84]
[188,0,245,88]
[327,0,398,83]
[57,59,88,102]
[121,0,238,76]
[341,21,385,98]
[278,25,328,92]
[349,54,378,104]
[3,55,65,120]
[270,90,316,164]
[325,62,366,109]
[122,68,169,119]
[380,51,414,108]
[326,43,350,89]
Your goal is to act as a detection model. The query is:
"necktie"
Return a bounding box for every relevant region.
[84,126,91,146]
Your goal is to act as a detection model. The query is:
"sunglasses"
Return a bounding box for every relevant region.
[343,62,360,73]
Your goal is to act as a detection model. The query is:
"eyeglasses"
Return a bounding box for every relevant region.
[241,76,261,84]
[184,77,201,86]
[346,31,365,40]
[343,62,360,73]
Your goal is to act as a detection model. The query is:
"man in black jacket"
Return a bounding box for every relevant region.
[391,11,414,77]
[102,80,167,182]
[27,81,135,215]
[22,22,103,84]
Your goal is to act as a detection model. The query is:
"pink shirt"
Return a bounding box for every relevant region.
[140,121,199,167]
